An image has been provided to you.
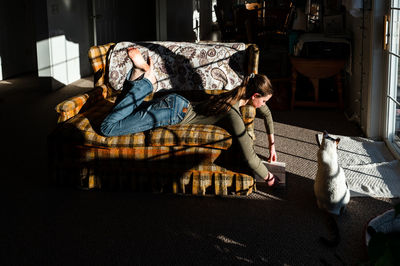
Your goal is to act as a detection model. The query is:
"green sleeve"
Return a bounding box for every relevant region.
[224,107,269,179]
[256,104,274,135]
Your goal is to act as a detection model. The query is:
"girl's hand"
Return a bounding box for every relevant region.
[268,143,277,162]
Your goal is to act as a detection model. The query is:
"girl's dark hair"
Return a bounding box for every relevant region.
[204,74,273,115]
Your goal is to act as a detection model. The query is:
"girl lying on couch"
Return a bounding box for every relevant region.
[100,48,279,187]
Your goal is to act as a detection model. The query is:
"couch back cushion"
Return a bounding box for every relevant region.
[107,41,247,92]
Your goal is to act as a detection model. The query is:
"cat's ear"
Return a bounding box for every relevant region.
[316,134,321,147]
[335,138,340,146]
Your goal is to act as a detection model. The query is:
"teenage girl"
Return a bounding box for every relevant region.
[101,48,278,186]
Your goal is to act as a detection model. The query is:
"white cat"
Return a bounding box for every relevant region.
[314,132,350,216]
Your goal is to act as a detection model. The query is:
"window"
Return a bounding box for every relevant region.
[212,0,217,23]
[193,0,200,42]
[385,0,400,155]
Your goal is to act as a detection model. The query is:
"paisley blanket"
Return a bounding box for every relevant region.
[107,41,247,92]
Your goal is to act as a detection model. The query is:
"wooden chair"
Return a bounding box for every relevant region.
[254,1,295,48]
[231,3,262,44]
[245,2,263,19]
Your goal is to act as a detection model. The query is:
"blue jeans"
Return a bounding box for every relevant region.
[100,69,189,136]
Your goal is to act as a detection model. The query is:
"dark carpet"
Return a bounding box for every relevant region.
[0,75,397,266]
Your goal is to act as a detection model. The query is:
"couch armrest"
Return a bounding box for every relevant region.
[55,84,108,123]
[240,105,257,140]
[246,44,259,74]
[88,43,115,87]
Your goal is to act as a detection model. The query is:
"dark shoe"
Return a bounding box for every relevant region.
[264,172,280,187]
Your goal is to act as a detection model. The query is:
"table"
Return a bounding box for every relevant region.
[290,57,346,110]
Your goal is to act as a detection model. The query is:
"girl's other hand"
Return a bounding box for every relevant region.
[268,144,277,162]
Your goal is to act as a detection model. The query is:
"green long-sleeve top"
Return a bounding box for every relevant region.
[180,101,274,178]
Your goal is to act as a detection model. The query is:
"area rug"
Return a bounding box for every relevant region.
[317,134,400,198]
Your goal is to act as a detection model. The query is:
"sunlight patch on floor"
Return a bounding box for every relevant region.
[234,256,254,263]
[216,235,246,247]
[252,189,286,201]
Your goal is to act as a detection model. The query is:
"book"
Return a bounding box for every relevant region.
[254,161,286,187]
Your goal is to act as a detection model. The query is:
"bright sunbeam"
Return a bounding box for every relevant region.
[36,35,80,86]
[193,9,200,42]
[212,0,217,23]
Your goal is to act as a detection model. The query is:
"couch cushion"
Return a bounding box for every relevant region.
[58,102,232,150]
[77,146,223,164]
[107,41,247,92]
[149,124,232,149]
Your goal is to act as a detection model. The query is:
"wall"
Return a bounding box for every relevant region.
[165,0,214,42]
[167,0,195,41]
[200,0,214,40]
[344,1,385,139]
[42,0,93,87]
[94,0,157,44]
[0,1,37,79]
[0,0,157,85]
[345,0,386,139]
[345,0,385,139]
[365,0,385,139]
[344,9,370,132]
[156,0,168,40]
[0,0,92,86]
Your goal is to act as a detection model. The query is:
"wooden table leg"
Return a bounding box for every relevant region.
[310,78,319,103]
[291,67,297,110]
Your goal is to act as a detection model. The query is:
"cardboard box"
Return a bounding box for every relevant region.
[255,161,286,187]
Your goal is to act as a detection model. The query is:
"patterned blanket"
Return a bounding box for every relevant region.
[107,41,247,92]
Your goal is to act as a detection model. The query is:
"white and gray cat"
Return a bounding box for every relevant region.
[315,131,350,215]
[314,131,350,246]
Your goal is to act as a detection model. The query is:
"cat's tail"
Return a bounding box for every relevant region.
[320,212,340,247]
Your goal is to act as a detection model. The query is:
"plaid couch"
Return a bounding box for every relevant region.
[48,41,260,196]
